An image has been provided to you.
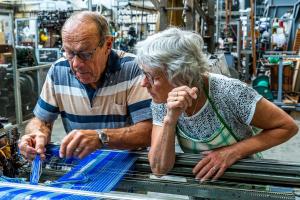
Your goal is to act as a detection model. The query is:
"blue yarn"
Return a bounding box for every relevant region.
[30,154,42,185]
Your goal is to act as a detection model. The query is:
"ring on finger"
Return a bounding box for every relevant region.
[212,166,218,171]
[75,148,82,153]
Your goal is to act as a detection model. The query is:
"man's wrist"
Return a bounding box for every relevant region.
[96,129,109,147]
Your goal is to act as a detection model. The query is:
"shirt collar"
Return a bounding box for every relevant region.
[106,50,121,72]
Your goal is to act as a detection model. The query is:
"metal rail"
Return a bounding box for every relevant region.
[15,64,51,124]
[21,149,300,199]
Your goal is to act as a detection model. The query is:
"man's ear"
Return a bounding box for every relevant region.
[105,36,113,54]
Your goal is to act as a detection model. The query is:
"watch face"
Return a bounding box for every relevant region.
[101,131,109,143]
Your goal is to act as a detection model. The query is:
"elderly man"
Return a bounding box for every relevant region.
[18,11,152,161]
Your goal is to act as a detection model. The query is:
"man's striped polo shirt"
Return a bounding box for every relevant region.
[33,50,152,133]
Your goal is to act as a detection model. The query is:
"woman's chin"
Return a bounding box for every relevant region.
[152,98,164,104]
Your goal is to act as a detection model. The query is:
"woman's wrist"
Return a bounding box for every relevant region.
[163,115,178,126]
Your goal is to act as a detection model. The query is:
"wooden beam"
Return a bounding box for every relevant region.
[158,0,168,31]
[185,0,195,30]
[250,0,256,75]
[150,0,159,9]
[206,0,215,53]
[194,2,206,20]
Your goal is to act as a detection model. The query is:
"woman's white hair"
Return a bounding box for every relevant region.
[135,27,209,88]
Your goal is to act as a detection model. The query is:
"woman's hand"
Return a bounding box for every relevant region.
[192,146,241,182]
[166,86,198,123]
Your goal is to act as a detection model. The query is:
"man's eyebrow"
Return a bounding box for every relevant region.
[62,45,93,52]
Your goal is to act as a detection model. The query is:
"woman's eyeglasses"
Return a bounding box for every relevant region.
[141,69,155,85]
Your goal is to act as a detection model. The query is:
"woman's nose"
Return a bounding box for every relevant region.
[140,75,149,87]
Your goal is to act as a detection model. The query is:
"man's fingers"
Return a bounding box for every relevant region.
[66,134,82,158]
[35,134,47,154]
[60,130,83,158]
[18,135,37,159]
[60,131,76,158]
[77,147,90,159]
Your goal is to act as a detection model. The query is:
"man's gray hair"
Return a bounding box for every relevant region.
[62,11,109,47]
[135,27,209,88]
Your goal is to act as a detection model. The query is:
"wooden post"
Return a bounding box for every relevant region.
[250,0,256,75]
[207,0,215,53]
[158,0,168,31]
[185,0,195,30]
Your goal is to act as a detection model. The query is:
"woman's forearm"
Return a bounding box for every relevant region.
[148,117,177,176]
[231,123,298,159]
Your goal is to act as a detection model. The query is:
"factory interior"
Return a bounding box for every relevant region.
[0,0,300,199]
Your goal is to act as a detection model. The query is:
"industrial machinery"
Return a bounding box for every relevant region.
[0,119,23,178]
[36,10,72,63]
[0,137,299,200]
[0,46,38,122]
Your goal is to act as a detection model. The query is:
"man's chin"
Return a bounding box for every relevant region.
[77,78,91,84]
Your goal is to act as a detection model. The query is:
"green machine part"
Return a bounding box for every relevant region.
[252,75,274,101]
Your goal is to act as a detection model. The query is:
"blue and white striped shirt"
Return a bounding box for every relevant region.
[34,50,152,133]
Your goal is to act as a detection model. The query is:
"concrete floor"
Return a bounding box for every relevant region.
[262,111,300,162]
[50,111,300,163]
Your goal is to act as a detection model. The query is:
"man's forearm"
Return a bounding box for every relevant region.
[25,117,53,142]
[104,120,152,150]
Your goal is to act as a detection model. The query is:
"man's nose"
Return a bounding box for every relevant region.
[72,55,84,68]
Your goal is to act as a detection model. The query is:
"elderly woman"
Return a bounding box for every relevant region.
[135,28,298,182]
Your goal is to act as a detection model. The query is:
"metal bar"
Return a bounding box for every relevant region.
[37,68,42,95]
[165,7,185,10]
[14,64,51,124]
[277,58,283,102]
[264,51,297,55]
[134,163,300,187]
[118,178,295,200]
[17,64,51,72]
[0,182,159,200]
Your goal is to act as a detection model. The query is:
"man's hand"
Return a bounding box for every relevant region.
[18,133,48,161]
[59,129,102,159]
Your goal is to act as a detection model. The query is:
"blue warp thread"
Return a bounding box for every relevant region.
[30,154,42,185]
[0,148,137,199]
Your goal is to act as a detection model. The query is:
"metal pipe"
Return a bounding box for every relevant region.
[16,64,51,72]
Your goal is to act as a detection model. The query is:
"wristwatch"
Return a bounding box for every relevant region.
[96,129,109,146]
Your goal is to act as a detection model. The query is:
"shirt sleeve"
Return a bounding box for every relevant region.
[224,78,263,125]
[127,64,152,124]
[33,65,60,122]
[151,102,167,126]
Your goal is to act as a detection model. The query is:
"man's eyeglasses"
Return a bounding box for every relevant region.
[61,41,101,61]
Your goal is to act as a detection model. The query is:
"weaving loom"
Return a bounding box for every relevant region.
[2,144,298,200]
[0,125,300,199]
